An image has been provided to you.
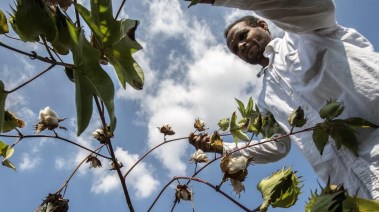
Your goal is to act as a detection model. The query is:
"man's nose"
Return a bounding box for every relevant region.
[238,42,246,51]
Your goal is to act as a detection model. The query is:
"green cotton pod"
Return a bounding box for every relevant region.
[288,106,307,127]
[10,0,57,42]
[258,167,302,211]
[319,99,344,120]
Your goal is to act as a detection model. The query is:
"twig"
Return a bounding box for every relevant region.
[4,64,55,94]
[73,0,81,28]
[41,36,56,61]
[115,0,127,19]
[123,136,189,179]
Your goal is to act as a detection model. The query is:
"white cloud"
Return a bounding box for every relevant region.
[147,0,186,37]
[19,153,40,171]
[90,147,159,199]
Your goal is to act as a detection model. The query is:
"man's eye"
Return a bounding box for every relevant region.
[238,32,247,40]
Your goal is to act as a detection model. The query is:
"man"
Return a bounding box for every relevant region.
[187,0,379,199]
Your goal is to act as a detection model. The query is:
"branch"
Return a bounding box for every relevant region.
[0,134,111,159]
[4,64,55,93]
[93,96,135,212]
[148,176,252,212]
[0,41,73,68]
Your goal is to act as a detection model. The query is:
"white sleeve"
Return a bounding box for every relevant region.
[223,133,291,164]
[214,0,337,33]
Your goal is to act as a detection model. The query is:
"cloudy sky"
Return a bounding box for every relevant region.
[0,0,379,211]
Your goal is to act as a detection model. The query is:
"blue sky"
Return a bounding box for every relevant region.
[0,0,378,211]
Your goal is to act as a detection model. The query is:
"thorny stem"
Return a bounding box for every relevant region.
[94,96,135,212]
[0,41,73,68]
[0,134,111,159]
[4,64,55,94]
[148,176,252,212]
[123,136,189,179]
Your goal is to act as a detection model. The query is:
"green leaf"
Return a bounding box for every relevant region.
[217,118,230,131]
[2,110,24,133]
[0,9,9,34]
[344,117,379,128]
[329,125,359,156]
[351,197,379,211]
[75,0,144,90]
[235,98,245,117]
[312,124,329,155]
[231,129,249,143]
[51,8,71,55]
[0,140,7,151]
[2,159,16,171]
[258,167,302,212]
[68,24,116,135]
[0,81,7,132]
[2,146,14,161]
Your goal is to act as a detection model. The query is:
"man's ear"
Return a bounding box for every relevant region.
[257,20,269,31]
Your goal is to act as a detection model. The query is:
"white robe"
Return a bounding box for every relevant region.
[219,0,379,199]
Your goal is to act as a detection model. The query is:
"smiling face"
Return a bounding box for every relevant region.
[226,20,271,66]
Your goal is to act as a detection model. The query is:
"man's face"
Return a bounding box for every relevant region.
[226,21,271,65]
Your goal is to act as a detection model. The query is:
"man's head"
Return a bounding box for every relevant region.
[225,16,271,66]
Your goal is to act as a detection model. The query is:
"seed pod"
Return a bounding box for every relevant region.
[51,8,71,55]
[288,106,307,127]
[10,0,57,42]
[319,99,345,120]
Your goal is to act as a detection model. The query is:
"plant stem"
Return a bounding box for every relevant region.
[5,64,55,94]
[94,96,135,212]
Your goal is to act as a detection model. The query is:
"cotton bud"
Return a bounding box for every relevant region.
[157,123,175,136]
[194,118,206,131]
[175,185,192,203]
[34,107,66,133]
[190,149,209,163]
[86,156,102,168]
[110,160,124,170]
[288,106,307,128]
[220,155,249,195]
[319,99,344,120]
